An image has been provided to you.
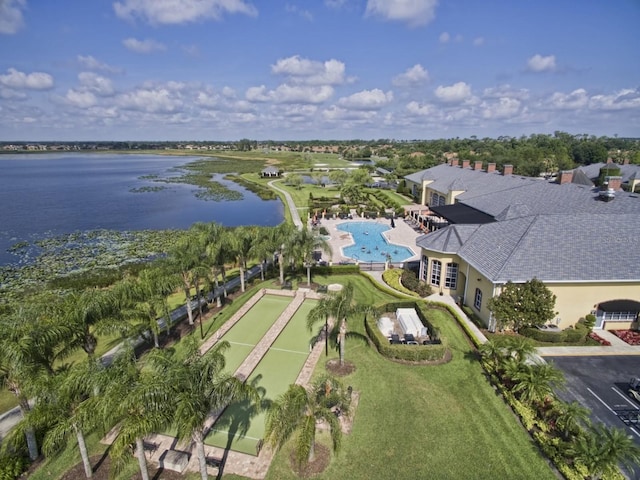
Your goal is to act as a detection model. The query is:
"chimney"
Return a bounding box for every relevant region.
[474,160,483,171]
[558,171,573,185]
[606,176,623,191]
[623,157,630,165]
[461,159,470,169]
[486,163,496,173]
[451,159,459,167]
[503,164,513,176]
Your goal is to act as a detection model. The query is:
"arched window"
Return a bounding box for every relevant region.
[431,260,441,286]
[445,262,458,289]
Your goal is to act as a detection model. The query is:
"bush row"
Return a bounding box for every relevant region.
[520,322,589,343]
[365,314,448,362]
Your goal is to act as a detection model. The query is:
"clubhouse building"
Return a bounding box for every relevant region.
[404,160,640,332]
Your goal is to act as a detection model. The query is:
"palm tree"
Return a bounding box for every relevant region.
[571,424,640,479]
[30,359,105,478]
[116,264,179,348]
[270,222,297,285]
[101,347,174,480]
[166,236,203,326]
[478,339,506,371]
[512,362,564,406]
[307,282,370,366]
[293,226,332,287]
[55,287,122,360]
[146,338,259,480]
[193,222,227,307]
[248,226,276,282]
[504,336,536,364]
[228,225,255,293]
[555,400,590,440]
[0,297,65,460]
[264,376,349,466]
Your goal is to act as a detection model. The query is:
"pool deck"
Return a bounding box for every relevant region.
[317,216,422,265]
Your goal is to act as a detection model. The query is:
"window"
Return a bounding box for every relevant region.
[420,255,428,281]
[430,260,441,286]
[474,288,482,310]
[444,263,458,289]
[429,192,446,207]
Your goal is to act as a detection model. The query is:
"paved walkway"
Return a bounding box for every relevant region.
[268,179,303,229]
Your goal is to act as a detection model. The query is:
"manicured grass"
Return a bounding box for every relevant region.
[265,284,556,480]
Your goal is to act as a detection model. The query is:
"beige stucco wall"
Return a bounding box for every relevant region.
[420,247,640,330]
[544,282,640,330]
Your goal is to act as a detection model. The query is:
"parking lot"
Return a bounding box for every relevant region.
[546,355,640,444]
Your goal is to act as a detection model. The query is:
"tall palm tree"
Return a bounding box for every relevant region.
[0,297,65,460]
[571,424,640,479]
[166,236,204,326]
[248,226,276,282]
[193,222,227,307]
[30,359,104,478]
[293,226,332,287]
[512,362,565,406]
[116,264,179,348]
[307,282,370,366]
[270,222,297,285]
[146,338,259,480]
[228,225,255,293]
[101,347,174,480]
[264,376,349,466]
[504,336,536,364]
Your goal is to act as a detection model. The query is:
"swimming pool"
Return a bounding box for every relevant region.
[337,222,415,263]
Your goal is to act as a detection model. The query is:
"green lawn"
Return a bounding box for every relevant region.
[265,281,556,480]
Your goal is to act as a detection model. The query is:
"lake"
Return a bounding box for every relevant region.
[0,153,284,266]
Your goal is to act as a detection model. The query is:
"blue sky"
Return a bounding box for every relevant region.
[0,0,638,141]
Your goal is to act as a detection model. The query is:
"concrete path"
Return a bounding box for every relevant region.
[268,179,303,229]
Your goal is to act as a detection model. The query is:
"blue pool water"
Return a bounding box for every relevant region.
[337,222,415,263]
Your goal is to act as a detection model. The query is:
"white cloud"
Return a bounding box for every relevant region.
[116,86,183,113]
[285,4,313,21]
[439,32,450,43]
[473,37,484,46]
[482,84,529,101]
[271,56,349,85]
[245,83,334,104]
[77,55,121,73]
[406,101,434,116]
[221,86,236,98]
[64,89,98,108]
[337,89,393,110]
[481,97,521,120]
[195,89,219,108]
[549,88,589,110]
[114,0,258,25]
[123,37,166,53]
[78,72,114,96]
[0,68,54,90]
[0,0,26,34]
[526,54,556,72]
[322,105,377,121]
[392,64,429,87]
[589,88,640,111]
[365,0,438,27]
[435,81,472,103]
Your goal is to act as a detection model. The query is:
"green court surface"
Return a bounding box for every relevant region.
[205,299,318,455]
[215,294,292,374]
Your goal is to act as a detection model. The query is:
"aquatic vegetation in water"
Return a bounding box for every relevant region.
[0,229,185,301]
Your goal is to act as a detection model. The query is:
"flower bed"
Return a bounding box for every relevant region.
[611,329,640,345]
[588,332,611,346]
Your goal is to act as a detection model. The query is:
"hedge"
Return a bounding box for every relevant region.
[365,301,449,363]
[520,323,589,343]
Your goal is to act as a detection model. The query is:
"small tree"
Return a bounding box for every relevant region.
[488,278,556,331]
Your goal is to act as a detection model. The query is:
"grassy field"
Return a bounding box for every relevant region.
[17,272,555,480]
[264,278,556,480]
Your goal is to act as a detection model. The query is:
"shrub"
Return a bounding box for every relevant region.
[381,268,420,297]
[0,453,29,480]
[400,269,432,297]
[583,314,596,331]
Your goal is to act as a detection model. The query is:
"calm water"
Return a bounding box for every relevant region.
[337,222,414,262]
[0,153,283,266]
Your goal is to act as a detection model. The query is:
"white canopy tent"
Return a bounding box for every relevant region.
[396,308,425,337]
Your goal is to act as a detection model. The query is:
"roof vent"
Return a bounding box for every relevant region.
[599,183,615,202]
